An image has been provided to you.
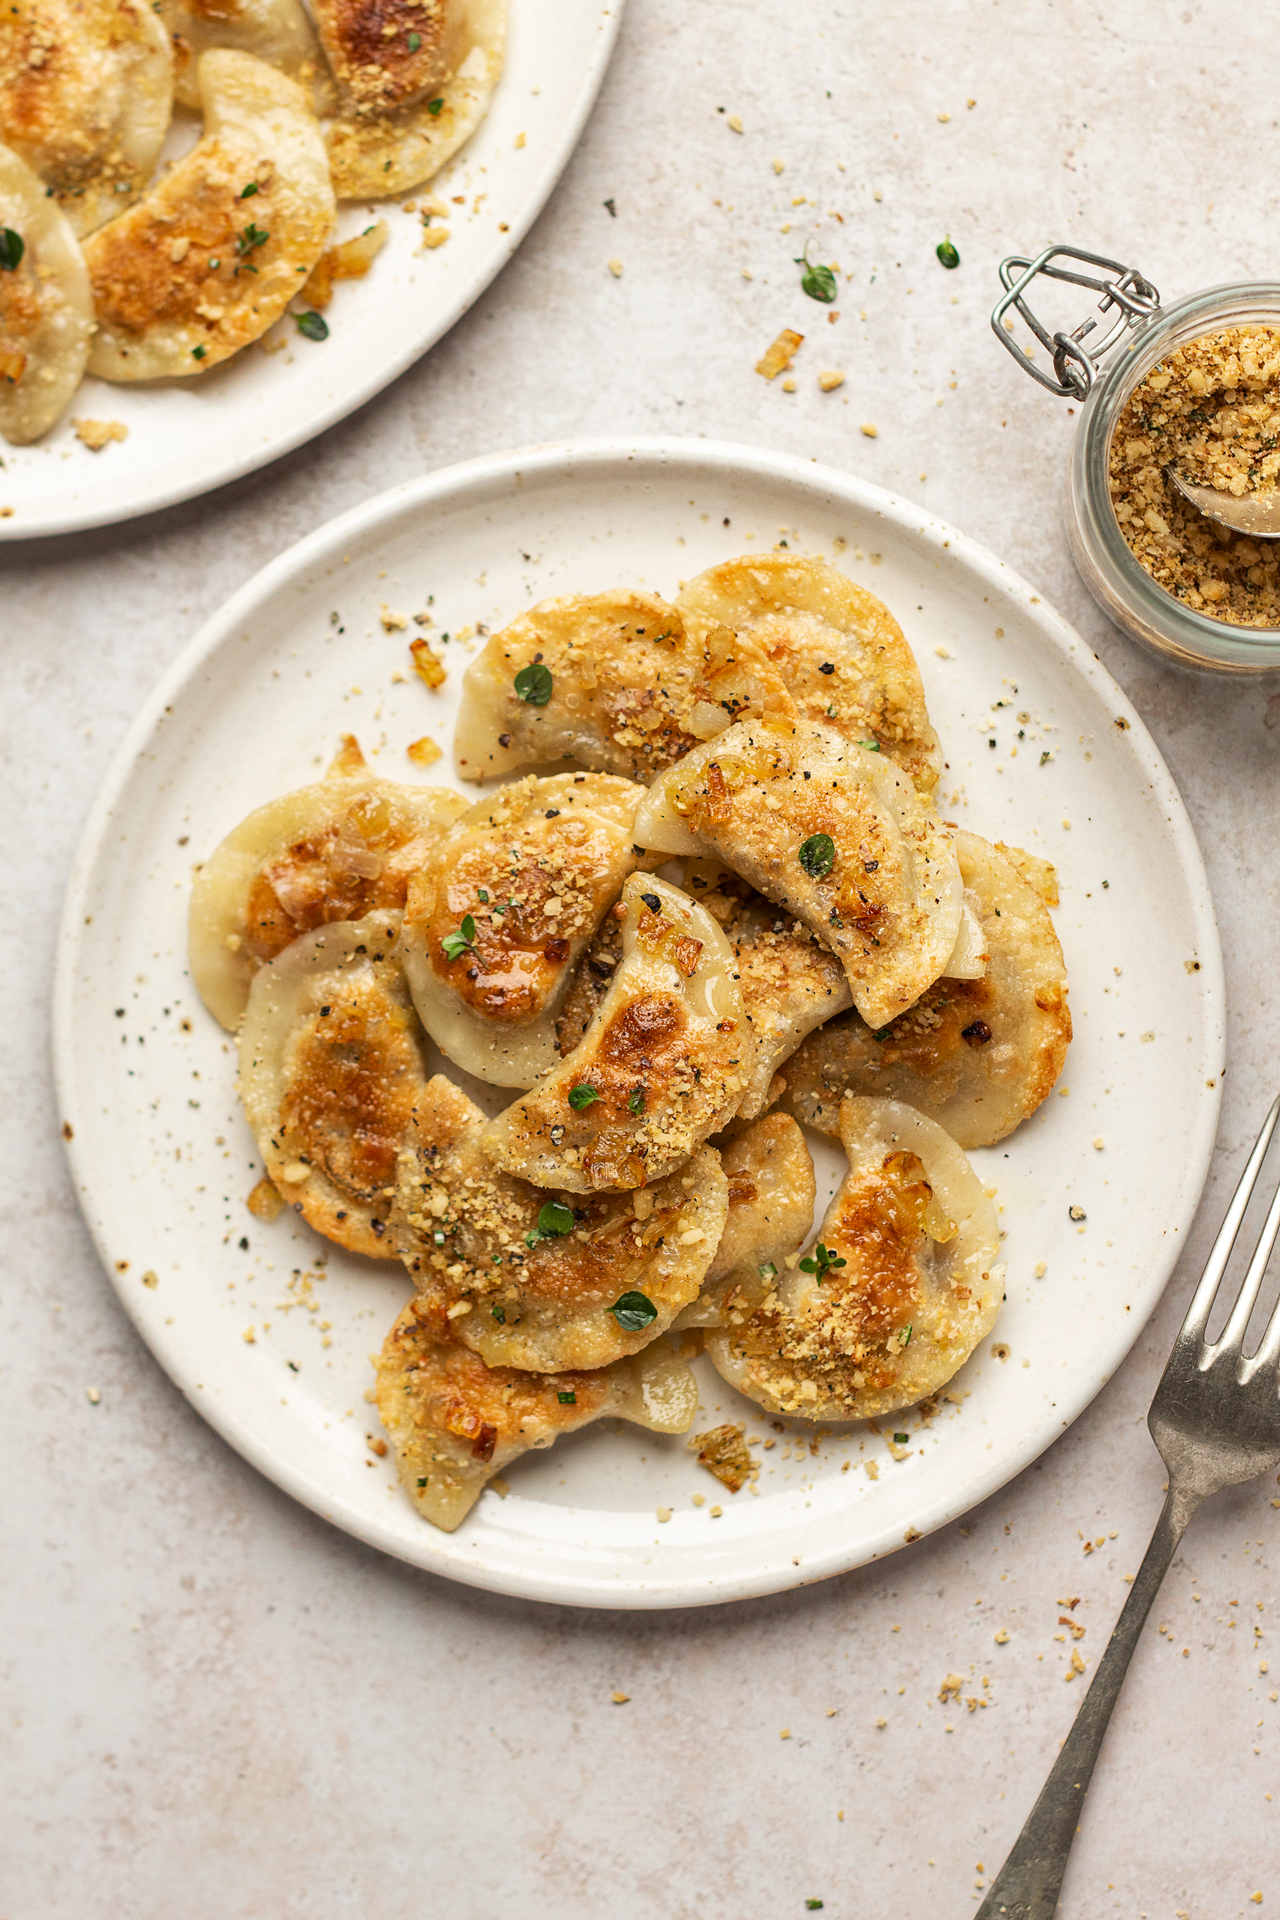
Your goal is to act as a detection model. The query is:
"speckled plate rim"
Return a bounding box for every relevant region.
[1,1,622,541]
[53,436,1225,1608]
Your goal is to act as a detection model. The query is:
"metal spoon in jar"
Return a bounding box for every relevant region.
[1164,465,1280,538]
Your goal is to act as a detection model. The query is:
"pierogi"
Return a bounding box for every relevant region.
[634,718,962,1035]
[453,589,794,785]
[162,0,332,113]
[723,889,854,1119]
[400,771,646,1088]
[774,833,1070,1149]
[675,1114,816,1330]
[0,140,93,444]
[322,0,505,199]
[0,0,173,237]
[85,49,334,379]
[376,1298,698,1530]
[480,873,752,1194]
[676,555,941,794]
[190,735,467,1030]
[395,1074,728,1372]
[706,1096,1001,1421]
[238,913,425,1258]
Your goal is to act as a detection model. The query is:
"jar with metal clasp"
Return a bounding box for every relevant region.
[991,244,1280,673]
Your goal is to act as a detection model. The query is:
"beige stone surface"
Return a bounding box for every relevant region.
[3,1,1280,1913]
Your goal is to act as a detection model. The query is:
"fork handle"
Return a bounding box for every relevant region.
[975,1483,1201,1920]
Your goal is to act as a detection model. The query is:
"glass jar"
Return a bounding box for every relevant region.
[992,247,1280,673]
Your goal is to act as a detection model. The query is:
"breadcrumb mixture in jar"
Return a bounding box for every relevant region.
[1109,325,1280,628]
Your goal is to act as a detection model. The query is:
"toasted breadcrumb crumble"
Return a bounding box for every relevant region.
[1109,326,1280,627]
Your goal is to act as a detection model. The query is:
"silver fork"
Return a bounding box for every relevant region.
[977,1092,1280,1920]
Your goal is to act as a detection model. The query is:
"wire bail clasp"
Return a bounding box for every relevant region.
[991,244,1161,399]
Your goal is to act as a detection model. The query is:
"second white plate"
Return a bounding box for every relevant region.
[54,437,1224,1607]
[1,1,620,539]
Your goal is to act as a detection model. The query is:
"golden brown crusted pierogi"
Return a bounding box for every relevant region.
[321,0,505,199]
[376,1298,698,1530]
[0,0,173,236]
[774,833,1070,1149]
[190,735,468,1030]
[634,718,962,1035]
[479,872,752,1194]
[0,140,94,443]
[675,1113,816,1330]
[400,771,647,1088]
[394,1074,729,1372]
[676,554,941,794]
[453,588,794,785]
[237,914,426,1258]
[706,1096,1001,1421]
[85,49,334,379]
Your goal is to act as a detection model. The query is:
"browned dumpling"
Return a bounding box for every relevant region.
[453,589,794,785]
[237,914,424,1259]
[85,50,334,379]
[634,718,962,1034]
[0,140,93,444]
[676,554,942,793]
[376,1300,698,1530]
[400,772,646,1088]
[394,1074,729,1372]
[675,1114,815,1330]
[190,736,467,1030]
[320,0,505,199]
[724,889,854,1118]
[0,0,173,237]
[773,833,1070,1149]
[706,1097,1001,1421]
[479,873,752,1194]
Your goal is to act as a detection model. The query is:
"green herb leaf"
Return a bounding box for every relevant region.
[902,1324,912,1346]
[628,1086,645,1115]
[758,1260,778,1280]
[296,310,329,341]
[236,221,269,257]
[0,228,24,272]
[406,29,421,49]
[239,182,259,199]
[806,1905,825,1913]
[798,832,835,879]
[441,913,477,961]
[936,235,961,270]
[893,1432,909,1444]
[557,1389,577,1405]
[607,1290,658,1331]
[477,888,490,903]
[794,255,837,302]
[799,1242,848,1281]
[568,1084,599,1110]
[417,1476,429,1487]
[514,661,553,705]
[491,1304,506,1322]
[536,1200,575,1237]
[427,96,444,115]
[859,738,881,751]
[191,345,207,360]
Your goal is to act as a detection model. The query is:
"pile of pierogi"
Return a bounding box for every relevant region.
[190,553,1071,1531]
[0,0,502,443]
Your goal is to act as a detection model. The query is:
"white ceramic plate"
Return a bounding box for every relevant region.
[54,438,1224,1608]
[0,1,619,541]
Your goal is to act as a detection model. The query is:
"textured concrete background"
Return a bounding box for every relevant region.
[4,2,1280,1914]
